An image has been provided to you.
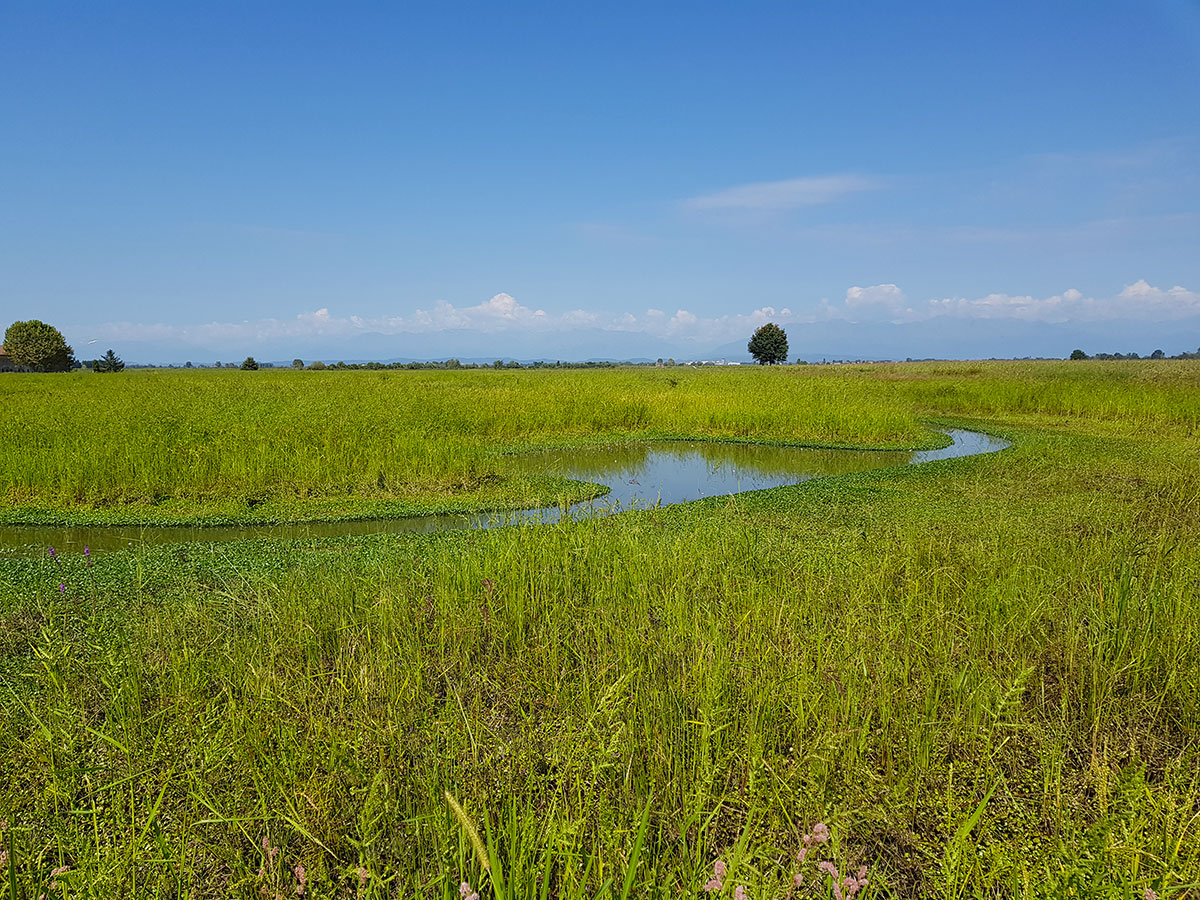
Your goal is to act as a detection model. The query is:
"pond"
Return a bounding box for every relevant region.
[0,429,1009,555]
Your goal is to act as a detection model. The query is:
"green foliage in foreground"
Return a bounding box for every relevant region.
[1,363,1199,898]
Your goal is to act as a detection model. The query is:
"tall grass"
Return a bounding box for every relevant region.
[0,367,935,513]
[1,362,1199,897]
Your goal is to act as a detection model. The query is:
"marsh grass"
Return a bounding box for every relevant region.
[1,362,1199,897]
[0,367,935,525]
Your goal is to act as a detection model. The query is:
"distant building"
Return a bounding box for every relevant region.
[0,346,14,372]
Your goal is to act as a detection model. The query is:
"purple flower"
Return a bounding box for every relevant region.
[84,545,91,566]
[59,583,66,593]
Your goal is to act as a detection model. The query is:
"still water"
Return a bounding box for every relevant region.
[0,429,1008,555]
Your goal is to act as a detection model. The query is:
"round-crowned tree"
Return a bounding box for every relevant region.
[240,356,259,370]
[3,320,76,372]
[748,322,789,365]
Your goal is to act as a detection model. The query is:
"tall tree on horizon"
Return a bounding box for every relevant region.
[748,323,789,365]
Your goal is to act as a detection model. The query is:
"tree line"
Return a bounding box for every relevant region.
[1070,347,1200,360]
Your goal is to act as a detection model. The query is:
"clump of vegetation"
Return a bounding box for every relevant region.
[240,356,259,370]
[91,348,125,373]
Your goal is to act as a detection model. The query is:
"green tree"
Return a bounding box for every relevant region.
[1069,349,1088,360]
[748,323,788,365]
[94,349,125,373]
[1150,349,1165,359]
[241,356,259,370]
[292,358,304,369]
[308,360,327,370]
[3,320,76,372]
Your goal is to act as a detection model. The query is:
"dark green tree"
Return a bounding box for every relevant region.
[748,323,789,365]
[292,358,304,369]
[241,356,259,370]
[1069,349,1088,360]
[94,349,125,373]
[3,320,76,372]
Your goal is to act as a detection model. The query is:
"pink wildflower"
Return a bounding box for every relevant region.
[0,850,7,869]
[792,872,804,887]
[293,864,306,895]
[459,881,479,900]
[818,861,844,900]
[734,886,747,900]
[703,859,726,892]
[1144,891,1157,900]
[358,867,368,888]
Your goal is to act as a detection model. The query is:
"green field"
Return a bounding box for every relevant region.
[1,362,1199,898]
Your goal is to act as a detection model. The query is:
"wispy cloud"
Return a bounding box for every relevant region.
[684,175,881,211]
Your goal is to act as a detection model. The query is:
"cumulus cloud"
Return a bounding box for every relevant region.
[828,280,1200,324]
[86,281,1200,352]
[844,284,911,318]
[685,175,880,211]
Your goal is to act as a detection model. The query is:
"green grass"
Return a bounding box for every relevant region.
[2,362,1199,898]
[0,367,938,525]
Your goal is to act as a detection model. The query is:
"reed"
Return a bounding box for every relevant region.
[1,361,1198,897]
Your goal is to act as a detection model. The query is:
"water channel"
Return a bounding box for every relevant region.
[0,429,1009,555]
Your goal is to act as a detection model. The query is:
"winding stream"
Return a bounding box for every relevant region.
[0,429,1009,555]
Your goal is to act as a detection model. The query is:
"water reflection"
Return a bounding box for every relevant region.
[0,429,1008,555]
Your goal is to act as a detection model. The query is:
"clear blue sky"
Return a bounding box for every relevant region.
[3,1,1199,361]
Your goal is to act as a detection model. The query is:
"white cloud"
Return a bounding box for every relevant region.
[85,281,1200,352]
[830,280,1200,324]
[844,284,911,318]
[685,175,880,211]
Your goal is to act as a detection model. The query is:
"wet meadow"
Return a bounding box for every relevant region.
[1,362,1198,898]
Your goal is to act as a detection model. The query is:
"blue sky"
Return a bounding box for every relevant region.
[3,1,1199,361]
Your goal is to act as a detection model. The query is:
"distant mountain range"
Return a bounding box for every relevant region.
[99,315,1200,367]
